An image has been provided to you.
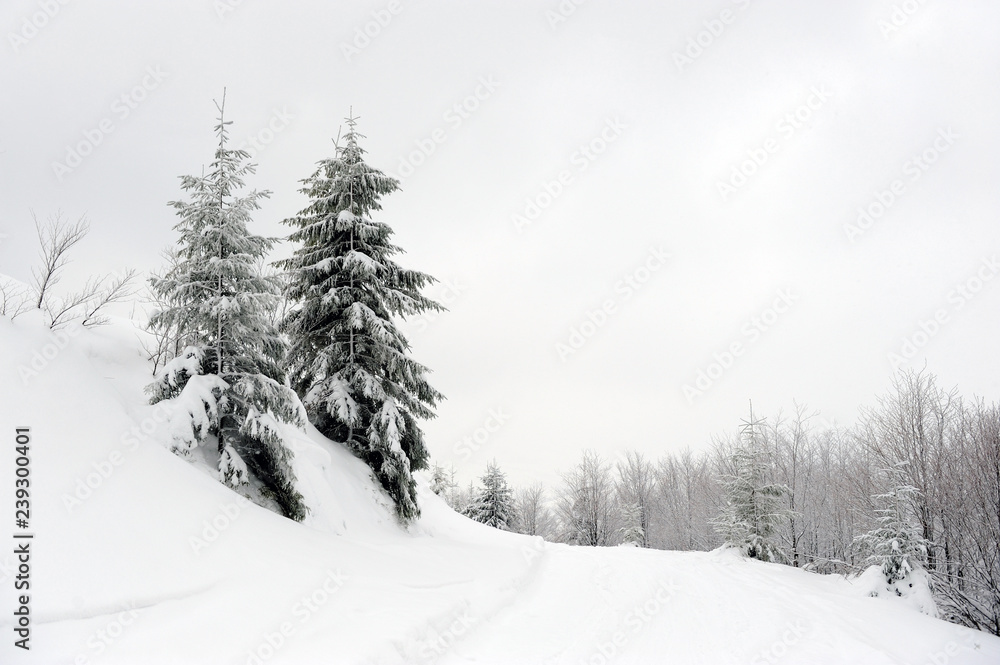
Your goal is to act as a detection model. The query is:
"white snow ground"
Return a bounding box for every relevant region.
[1,315,998,665]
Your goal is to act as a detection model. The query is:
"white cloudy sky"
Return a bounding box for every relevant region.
[2,0,998,488]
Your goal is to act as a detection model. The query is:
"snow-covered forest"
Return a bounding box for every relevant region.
[446,374,1000,633]
[3,1,1000,663]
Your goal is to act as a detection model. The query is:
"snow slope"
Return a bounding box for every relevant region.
[1,315,998,665]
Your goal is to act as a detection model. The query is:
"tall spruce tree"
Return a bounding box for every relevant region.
[711,405,789,562]
[148,92,307,521]
[277,113,443,522]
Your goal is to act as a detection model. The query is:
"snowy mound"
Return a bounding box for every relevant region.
[2,315,999,664]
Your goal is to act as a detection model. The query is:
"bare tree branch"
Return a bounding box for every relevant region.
[45,281,95,329]
[0,276,31,318]
[32,212,89,310]
[81,268,138,327]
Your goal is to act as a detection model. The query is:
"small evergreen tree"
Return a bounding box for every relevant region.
[711,405,789,562]
[620,502,645,546]
[464,460,515,530]
[148,92,307,521]
[854,463,930,587]
[454,480,478,516]
[430,463,457,498]
[277,112,443,522]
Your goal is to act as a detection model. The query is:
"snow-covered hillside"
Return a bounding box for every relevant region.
[1,315,998,664]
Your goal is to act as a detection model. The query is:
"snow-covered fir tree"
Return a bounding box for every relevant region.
[277,113,443,522]
[148,92,307,521]
[620,502,645,547]
[854,463,930,589]
[464,460,515,530]
[711,406,789,562]
[430,462,470,513]
[430,463,457,497]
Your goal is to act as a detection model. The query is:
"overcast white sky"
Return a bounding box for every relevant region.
[2,0,999,488]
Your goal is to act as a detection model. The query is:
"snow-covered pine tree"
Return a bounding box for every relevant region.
[430,463,457,497]
[854,463,930,588]
[620,502,645,547]
[277,112,443,522]
[464,460,515,530]
[148,92,307,521]
[711,405,789,562]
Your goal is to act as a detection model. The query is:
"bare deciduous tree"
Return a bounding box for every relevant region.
[515,482,557,540]
[556,450,620,546]
[0,276,31,318]
[9,212,138,329]
[856,368,959,571]
[138,247,192,374]
[32,212,89,310]
[615,450,656,548]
